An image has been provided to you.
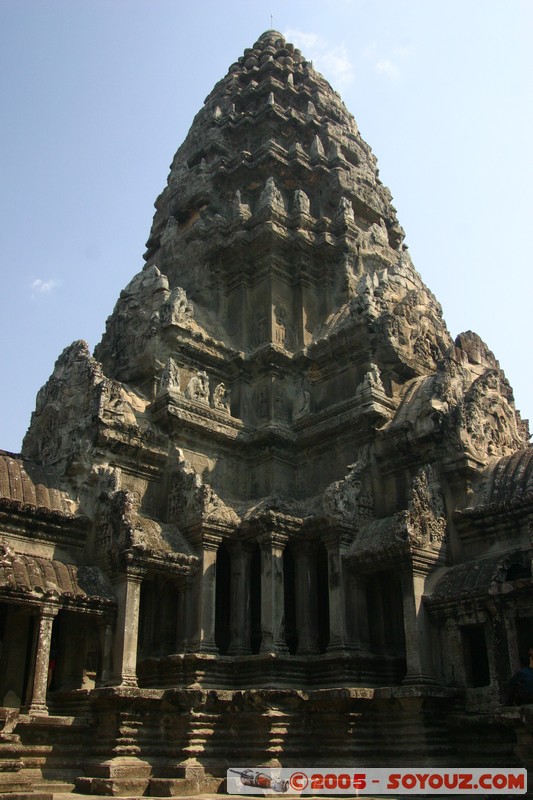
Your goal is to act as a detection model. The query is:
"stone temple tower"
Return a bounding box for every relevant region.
[1,30,532,795]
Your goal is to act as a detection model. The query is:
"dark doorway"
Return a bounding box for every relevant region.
[250,544,262,654]
[461,623,490,687]
[215,542,231,654]
[22,614,36,706]
[283,547,297,654]
[161,581,179,656]
[138,581,156,659]
[517,617,533,662]
[316,543,330,653]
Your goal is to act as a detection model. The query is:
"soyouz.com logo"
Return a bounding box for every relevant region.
[227,767,527,795]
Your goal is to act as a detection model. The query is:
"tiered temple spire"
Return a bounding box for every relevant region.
[0,30,530,794]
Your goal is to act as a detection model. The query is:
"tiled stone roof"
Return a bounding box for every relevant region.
[0,451,76,515]
[429,550,532,601]
[0,546,115,605]
[430,556,503,599]
[485,448,533,505]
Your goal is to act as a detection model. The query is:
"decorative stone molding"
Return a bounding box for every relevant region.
[322,458,374,525]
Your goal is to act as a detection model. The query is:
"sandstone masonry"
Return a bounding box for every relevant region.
[0,30,532,796]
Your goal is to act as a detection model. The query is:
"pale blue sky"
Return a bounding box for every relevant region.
[1,0,531,453]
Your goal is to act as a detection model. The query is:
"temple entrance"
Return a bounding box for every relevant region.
[206,539,333,657]
[461,623,490,688]
[0,602,106,711]
[0,603,34,708]
[52,610,100,691]
[138,576,183,660]
[365,570,406,681]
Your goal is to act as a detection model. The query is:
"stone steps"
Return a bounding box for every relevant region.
[33,782,76,793]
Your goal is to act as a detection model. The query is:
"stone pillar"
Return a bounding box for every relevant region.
[503,604,520,673]
[323,534,346,651]
[444,616,467,686]
[197,539,220,653]
[182,576,196,652]
[97,616,114,685]
[229,542,253,655]
[260,533,288,653]
[294,542,318,654]
[186,536,221,654]
[110,569,144,687]
[26,604,59,715]
[484,609,500,689]
[401,568,434,685]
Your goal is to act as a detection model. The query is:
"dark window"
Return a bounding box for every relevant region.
[461,624,490,687]
[516,617,533,662]
[506,562,531,581]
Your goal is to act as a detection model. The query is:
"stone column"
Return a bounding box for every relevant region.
[186,537,221,653]
[260,533,288,653]
[502,604,520,673]
[195,536,220,653]
[97,616,114,685]
[323,534,347,651]
[401,568,434,685]
[444,616,467,686]
[110,569,144,687]
[294,542,318,654]
[229,542,253,655]
[182,576,197,652]
[26,604,59,715]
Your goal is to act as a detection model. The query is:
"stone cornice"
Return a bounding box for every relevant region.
[455,493,533,525]
[259,530,290,549]
[0,501,89,551]
[149,391,247,441]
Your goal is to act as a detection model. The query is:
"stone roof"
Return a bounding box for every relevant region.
[456,447,533,520]
[485,448,533,505]
[130,514,195,559]
[0,545,115,607]
[0,451,76,515]
[227,29,314,75]
[429,550,532,602]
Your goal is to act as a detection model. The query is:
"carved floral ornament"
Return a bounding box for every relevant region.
[342,463,448,566]
[322,457,374,525]
[160,286,193,326]
[167,451,240,528]
[404,464,447,550]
